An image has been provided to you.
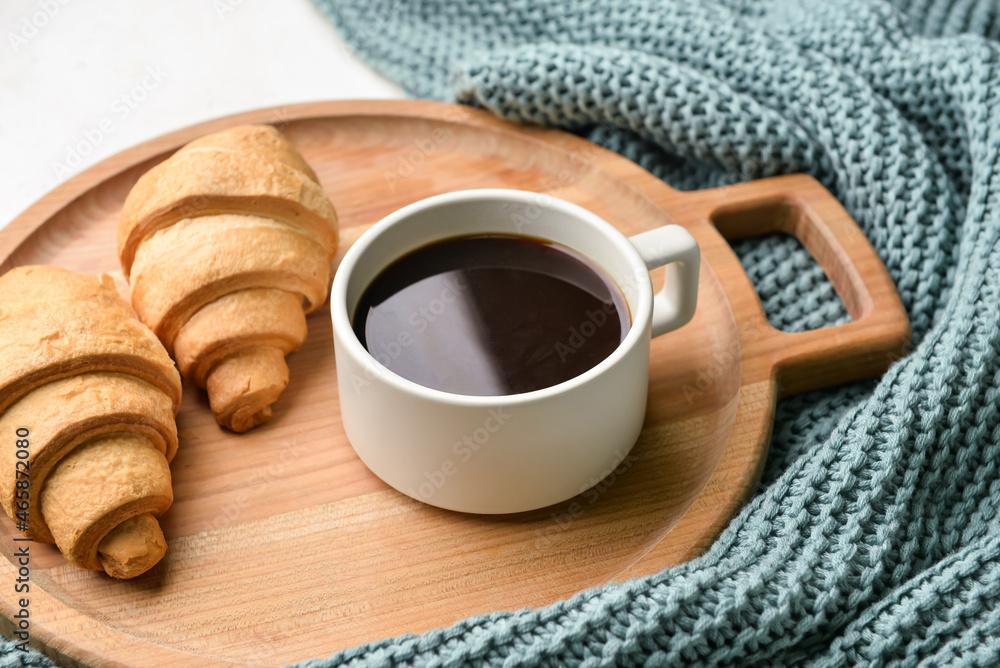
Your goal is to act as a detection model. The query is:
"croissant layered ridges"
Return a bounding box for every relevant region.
[128,214,330,349]
[41,432,172,573]
[118,124,339,432]
[0,265,182,579]
[0,372,177,544]
[179,123,319,182]
[173,288,308,387]
[0,275,182,417]
[118,125,337,277]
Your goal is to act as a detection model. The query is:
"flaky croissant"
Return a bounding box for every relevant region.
[0,265,182,579]
[118,124,339,432]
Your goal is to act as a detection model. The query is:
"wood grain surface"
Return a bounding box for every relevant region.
[0,100,910,667]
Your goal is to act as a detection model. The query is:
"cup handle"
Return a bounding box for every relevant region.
[628,226,701,338]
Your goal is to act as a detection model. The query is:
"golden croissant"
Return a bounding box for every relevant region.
[118,124,339,432]
[0,265,182,579]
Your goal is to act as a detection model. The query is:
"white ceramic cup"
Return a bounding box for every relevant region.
[331,189,699,514]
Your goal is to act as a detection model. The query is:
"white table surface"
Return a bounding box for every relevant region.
[0,0,404,231]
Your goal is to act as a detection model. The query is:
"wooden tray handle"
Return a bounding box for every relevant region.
[662,173,911,399]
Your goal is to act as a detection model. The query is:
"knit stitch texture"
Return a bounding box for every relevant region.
[5,0,1000,665]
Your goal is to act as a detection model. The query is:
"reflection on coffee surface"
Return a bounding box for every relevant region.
[353,234,631,396]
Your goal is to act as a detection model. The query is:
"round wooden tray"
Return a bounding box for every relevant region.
[0,100,909,667]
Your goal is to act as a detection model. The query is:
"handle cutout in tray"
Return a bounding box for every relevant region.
[711,196,868,321]
[706,186,910,398]
[728,231,850,334]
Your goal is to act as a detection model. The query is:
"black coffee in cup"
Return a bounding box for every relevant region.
[352,234,630,396]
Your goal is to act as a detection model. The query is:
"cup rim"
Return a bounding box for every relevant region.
[330,188,653,407]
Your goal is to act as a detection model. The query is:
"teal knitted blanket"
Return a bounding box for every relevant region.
[4,0,999,665]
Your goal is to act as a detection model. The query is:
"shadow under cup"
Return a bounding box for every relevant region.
[331,190,664,514]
